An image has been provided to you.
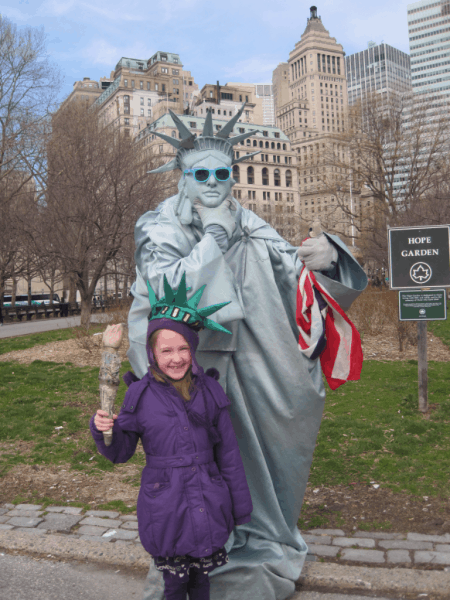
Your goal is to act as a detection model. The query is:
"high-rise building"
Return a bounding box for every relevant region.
[272,63,289,125]
[408,0,450,100]
[273,5,370,241]
[346,42,412,105]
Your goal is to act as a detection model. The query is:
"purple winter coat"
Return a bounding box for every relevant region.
[90,319,252,559]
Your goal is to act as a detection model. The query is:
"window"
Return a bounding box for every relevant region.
[274,169,281,187]
[161,67,168,73]
[140,97,144,105]
[148,109,151,117]
[233,165,240,183]
[253,140,258,147]
[286,170,292,187]
[123,95,130,115]
[173,79,179,84]
[147,82,150,90]
[189,122,196,128]
[162,84,166,92]
[140,108,144,116]
[148,98,151,106]
[274,132,280,138]
[236,189,241,199]
[239,128,245,133]
[262,168,269,186]
[263,131,268,137]
[247,166,254,184]
[124,118,130,125]
[171,131,176,138]
[159,145,163,153]
[124,79,128,87]
[265,141,269,149]
[174,88,179,94]
[172,69,179,75]
[131,80,135,88]
[246,139,251,146]
[155,83,159,91]
[140,81,143,89]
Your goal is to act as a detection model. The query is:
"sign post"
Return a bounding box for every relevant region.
[388,225,450,414]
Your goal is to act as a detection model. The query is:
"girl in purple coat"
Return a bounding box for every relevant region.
[90,274,252,600]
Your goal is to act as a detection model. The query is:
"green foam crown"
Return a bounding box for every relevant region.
[147,273,231,335]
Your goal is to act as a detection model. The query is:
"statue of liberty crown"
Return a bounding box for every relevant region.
[147,273,232,335]
[148,103,261,174]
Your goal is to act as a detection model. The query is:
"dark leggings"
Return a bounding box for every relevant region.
[163,569,210,600]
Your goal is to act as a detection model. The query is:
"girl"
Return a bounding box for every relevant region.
[90,275,252,600]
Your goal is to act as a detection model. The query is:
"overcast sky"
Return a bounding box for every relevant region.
[6,0,413,100]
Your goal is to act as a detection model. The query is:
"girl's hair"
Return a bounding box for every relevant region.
[149,330,194,401]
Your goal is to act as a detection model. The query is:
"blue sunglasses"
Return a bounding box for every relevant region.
[184,167,232,183]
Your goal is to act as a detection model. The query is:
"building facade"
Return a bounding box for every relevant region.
[346,42,412,105]
[408,0,450,99]
[62,52,199,137]
[193,82,275,126]
[136,113,301,241]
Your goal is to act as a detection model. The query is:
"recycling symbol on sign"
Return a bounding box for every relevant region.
[410,262,432,284]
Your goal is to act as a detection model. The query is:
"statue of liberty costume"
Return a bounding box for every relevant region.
[128,105,367,600]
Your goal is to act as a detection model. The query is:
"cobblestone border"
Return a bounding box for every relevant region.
[2,505,450,568]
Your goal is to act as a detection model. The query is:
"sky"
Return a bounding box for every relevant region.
[5,0,414,102]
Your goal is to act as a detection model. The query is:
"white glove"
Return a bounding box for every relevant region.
[193,198,237,239]
[297,234,338,271]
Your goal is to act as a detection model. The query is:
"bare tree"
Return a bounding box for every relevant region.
[0,16,61,303]
[317,92,450,265]
[38,101,175,328]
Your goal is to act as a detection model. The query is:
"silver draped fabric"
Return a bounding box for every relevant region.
[128,196,367,600]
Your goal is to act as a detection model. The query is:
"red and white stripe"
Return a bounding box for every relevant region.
[296,265,363,390]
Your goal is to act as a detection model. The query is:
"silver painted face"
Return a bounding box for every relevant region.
[184,155,233,208]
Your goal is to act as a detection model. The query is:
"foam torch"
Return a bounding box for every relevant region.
[99,324,124,446]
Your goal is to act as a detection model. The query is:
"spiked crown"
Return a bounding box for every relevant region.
[147,273,231,335]
[148,103,261,174]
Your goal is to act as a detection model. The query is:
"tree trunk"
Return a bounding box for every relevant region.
[104,273,108,301]
[80,296,92,330]
[68,277,76,303]
[12,277,17,307]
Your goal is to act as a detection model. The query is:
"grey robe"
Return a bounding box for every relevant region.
[128,196,367,600]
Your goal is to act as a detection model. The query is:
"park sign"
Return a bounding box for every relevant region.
[388,225,450,290]
[399,289,447,321]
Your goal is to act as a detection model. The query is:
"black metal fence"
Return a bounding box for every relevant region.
[1,299,120,323]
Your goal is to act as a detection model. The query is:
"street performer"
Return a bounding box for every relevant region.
[127,105,367,600]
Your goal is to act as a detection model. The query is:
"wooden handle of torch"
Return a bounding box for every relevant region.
[99,324,124,447]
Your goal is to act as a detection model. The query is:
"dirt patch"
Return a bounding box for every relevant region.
[362,324,450,362]
[0,335,130,368]
[301,483,450,535]
[0,460,141,508]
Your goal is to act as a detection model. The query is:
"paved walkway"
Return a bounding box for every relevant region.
[2,504,450,597]
[0,314,110,339]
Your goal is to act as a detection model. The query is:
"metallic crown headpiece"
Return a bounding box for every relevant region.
[148,103,261,174]
[147,273,232,335]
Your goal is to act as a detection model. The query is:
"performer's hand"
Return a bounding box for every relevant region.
[297,234,338,271]
[193,198,237,238]
[94,409,117,432]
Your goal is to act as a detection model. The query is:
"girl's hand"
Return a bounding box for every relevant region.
[94,409,117,432]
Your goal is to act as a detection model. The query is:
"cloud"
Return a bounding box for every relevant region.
[0,4,33,22]
[39,0,141,22]
[80,38,155,67]
[222,56,279,83]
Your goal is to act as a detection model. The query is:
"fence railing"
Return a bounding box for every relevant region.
[1,299,121,323]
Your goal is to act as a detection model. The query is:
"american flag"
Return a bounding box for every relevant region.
[296,266,363,390]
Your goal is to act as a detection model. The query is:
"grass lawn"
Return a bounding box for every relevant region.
[0,359,142,479]
[309,359,450,498]
[428,301,450,348]
[0,325,105,356]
